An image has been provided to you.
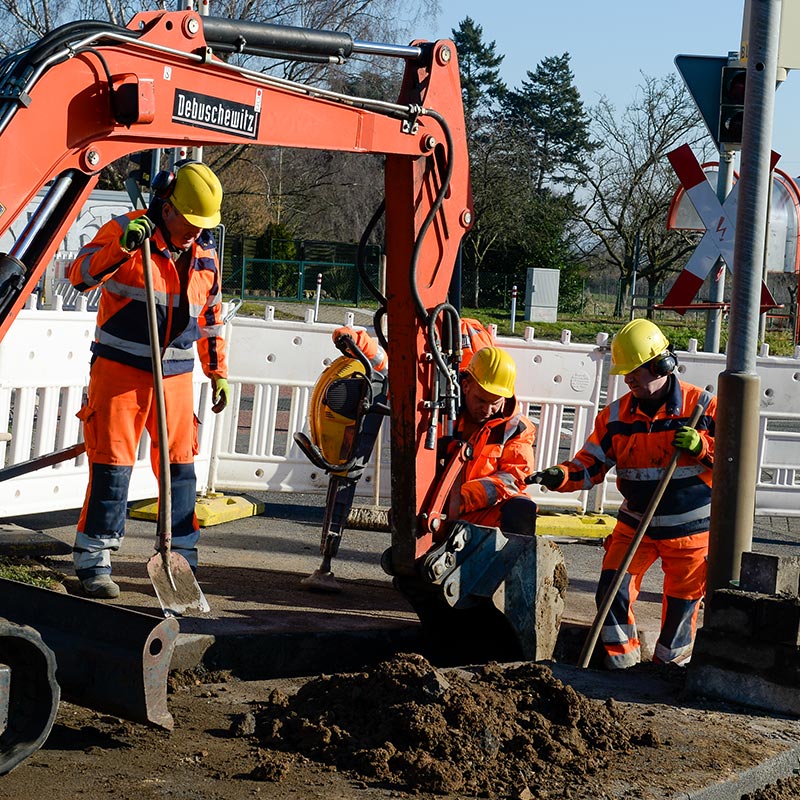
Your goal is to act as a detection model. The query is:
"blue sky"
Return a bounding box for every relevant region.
[423,0,800,176]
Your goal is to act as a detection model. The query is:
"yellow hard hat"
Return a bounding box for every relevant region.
[610,319,671,375]
[465,346,516,398]
[170,163,223,228]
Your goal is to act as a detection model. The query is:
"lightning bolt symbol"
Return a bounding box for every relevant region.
[716,216,727,240]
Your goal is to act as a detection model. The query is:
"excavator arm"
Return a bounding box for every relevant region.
[0,10,470,575]
[0,12,565,682]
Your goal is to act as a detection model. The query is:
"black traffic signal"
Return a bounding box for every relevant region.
[128,151,153,187]
[718,66,746,147]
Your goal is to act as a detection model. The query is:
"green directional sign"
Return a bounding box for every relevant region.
[675,54,728,151]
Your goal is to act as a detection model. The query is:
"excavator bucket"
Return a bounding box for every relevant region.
[0,578,178,729]
[390,522,568,666]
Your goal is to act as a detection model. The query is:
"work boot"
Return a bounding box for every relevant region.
[80,574,120,599]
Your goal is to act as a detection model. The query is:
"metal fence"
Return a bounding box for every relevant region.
[223,258,380,304]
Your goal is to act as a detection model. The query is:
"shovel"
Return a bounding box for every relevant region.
[578,401,705,668]
[142,237,210,617]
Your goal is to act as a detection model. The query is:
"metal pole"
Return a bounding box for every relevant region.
[630,232,639,321]
[510,285,518,333]
[758,175,774,342]
[705,147,736,353]
[313,273,322,321]
[707,0,779,593]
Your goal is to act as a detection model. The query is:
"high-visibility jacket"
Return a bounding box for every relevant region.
[69,211,227,379]
[457,395,537,514]
[556,377,716,539]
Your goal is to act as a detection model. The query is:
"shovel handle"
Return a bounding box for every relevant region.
[142,238,172,552]
[578,401,706,669]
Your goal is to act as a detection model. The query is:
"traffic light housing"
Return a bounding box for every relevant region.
[128,150,153,187]
[718,66,746,147]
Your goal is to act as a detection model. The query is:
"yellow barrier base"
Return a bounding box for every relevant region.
[129,493,265,528]
[535,512,616,539]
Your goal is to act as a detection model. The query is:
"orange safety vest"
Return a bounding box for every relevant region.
[559,377,715,539]
[69,211,227,378]
[457,395,537,514]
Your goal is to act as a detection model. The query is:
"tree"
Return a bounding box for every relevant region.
[575,73,712,316]
[451,16,505,132]
[503,54,596,192]
[449,17,511,307]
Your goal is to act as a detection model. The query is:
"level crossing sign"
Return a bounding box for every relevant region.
[662,144,778,312]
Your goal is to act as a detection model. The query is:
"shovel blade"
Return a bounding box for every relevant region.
[146,551,210,618]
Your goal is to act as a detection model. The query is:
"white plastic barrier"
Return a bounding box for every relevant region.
[2,304,800,518]
[0,301,215,516]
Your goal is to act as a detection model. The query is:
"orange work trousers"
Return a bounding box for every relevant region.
[596,524,708,669]
[73,357,199,579]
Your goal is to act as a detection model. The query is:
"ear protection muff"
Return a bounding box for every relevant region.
[649,347,677,377]
[150,159,200,200]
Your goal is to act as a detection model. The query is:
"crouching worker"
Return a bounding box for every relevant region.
[528,319,716,668]
[454,346,538,535]
[330,327,537,536]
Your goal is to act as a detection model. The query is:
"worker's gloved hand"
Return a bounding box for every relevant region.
[120,215,156,252]
[333,326,358,346]
[333,326,379,362]
[211,377,230,414]
[673,425,702,456]
[525,466,565,489]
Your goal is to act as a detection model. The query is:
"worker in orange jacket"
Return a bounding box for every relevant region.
[529,319,716,668]
[69,161,230,599]
[331,326,537,535]
[456,346,538,535]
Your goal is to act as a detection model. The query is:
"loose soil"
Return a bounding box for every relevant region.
[2,654,799,800]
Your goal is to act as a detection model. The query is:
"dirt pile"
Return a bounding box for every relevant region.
[250,652,660,798]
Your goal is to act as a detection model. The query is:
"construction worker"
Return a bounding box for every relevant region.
[330,327,537,535]
[456,345,538,535]
[528,319,716,668]
[69,161,229,599]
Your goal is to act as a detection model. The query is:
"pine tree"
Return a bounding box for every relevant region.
[504,53,595,191]
[451,17,506,134]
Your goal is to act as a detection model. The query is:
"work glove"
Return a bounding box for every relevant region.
[211,377,230,414]
[525,466,566,490]
[333,326,379,362]
[673,425,702,456]
[119,215,156,252]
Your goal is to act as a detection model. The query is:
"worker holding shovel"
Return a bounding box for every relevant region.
[528,319,716,669]
[69,161,229,601]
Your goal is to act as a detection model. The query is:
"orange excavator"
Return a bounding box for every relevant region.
[0,10,565,770]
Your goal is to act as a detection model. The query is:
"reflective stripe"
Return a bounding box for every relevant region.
[654,640,693,665]
[600,620,638,645]
[77,244,106,286]
[477,477,498,505]
[104,278,178,306]
[621,500,711,528]
[163,347,196,361]
[198,323,225,338]
[496,472,519,490]
[617,464,707,481]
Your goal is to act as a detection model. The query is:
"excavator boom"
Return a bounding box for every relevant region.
[0,10,470,571]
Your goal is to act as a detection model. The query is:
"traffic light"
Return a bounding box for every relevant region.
[128,151,152,187]
[718,66,746,147]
